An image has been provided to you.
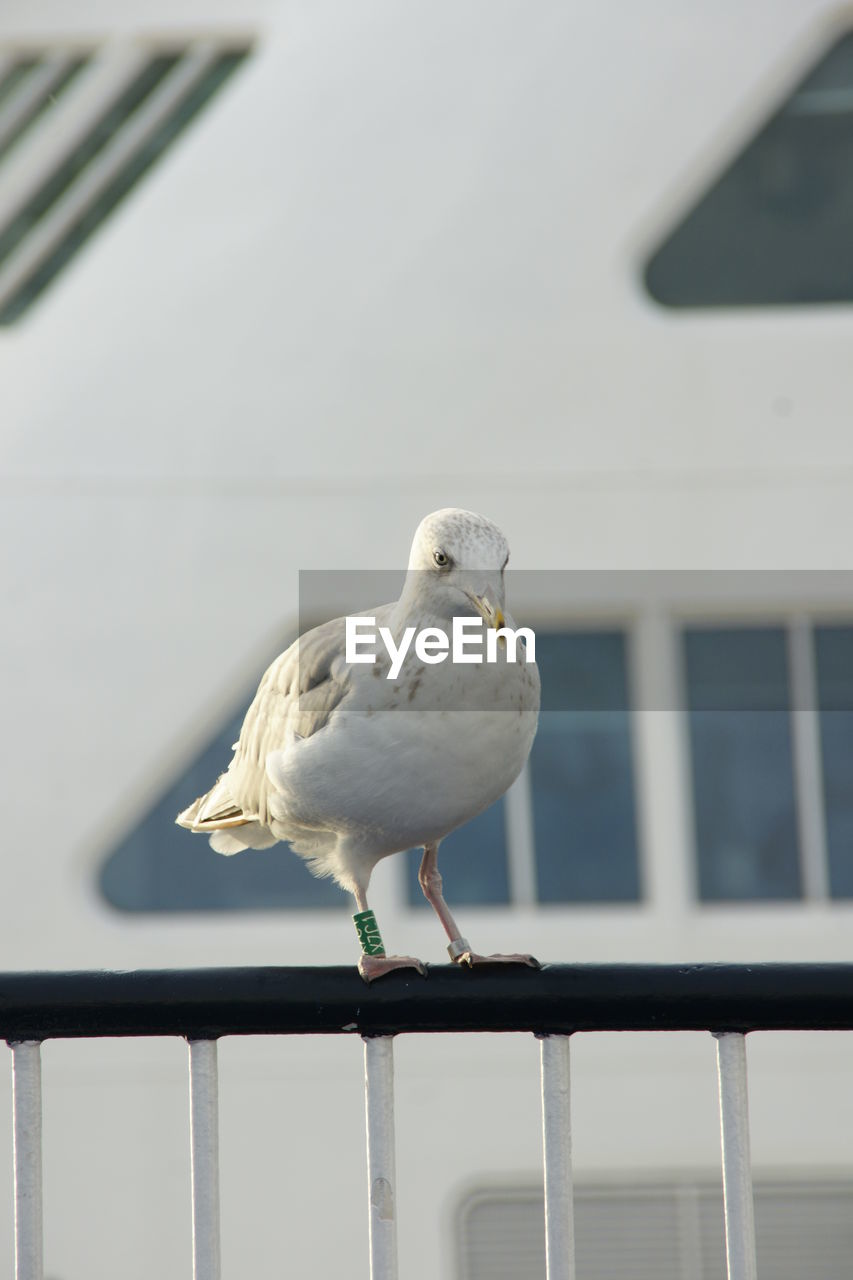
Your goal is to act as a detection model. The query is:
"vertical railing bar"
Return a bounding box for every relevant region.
[540,1034,575,1280]
[11,1040,43,1280]
[714,1032,757,1280]
[188,1039,221,1280]
[363,1036,398,1280]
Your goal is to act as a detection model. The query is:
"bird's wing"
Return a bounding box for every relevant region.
[176,606,393,838]
[225,614,356,825]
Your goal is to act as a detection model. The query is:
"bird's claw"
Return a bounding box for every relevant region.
[358,954,428,983]
[452,950,541,969]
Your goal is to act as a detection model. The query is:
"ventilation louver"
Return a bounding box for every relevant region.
[0,38,249,323]
[457,1179,853,1279]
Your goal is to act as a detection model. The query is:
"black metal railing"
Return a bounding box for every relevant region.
[2,962,853,1040]
[5,963,853,1280]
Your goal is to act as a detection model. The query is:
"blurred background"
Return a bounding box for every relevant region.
[0,1,852,1276]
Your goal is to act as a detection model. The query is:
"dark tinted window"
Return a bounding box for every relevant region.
[99,669,342,912]
[530,632,641,903]
[645,33,853,306]
[404,800,510,909]
[684,627,801,900]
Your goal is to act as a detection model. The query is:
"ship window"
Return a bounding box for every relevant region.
[0,39,250,325]
[102,625,643,915]
[457,1179,853,1280]
[100,614,850,915]
[684,626,801,901]
[644,31,853,306]
[404,802,510,910]
[530,631,641,903]
[99,648,342,913]
[405,629,642,910]
[684,620,853,903]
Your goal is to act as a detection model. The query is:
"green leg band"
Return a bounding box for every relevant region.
[353,909,386,956]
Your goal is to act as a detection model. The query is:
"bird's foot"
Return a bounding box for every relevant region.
[448,938,540,969]
[455,953,541,969]
[358,953,428,983]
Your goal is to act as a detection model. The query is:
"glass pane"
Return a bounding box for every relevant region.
[815,625,853,898]
[99,670,342,912]
[684,627,801,901]
[645,32,853,306]
[404,800,509,909]
[530,632,640,903]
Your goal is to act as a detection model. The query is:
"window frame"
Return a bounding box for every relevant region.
[677,610,853,907]
[397,616,647,915]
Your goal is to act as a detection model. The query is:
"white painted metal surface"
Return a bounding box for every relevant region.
[714,1033,757,1280]
[11,1040,43,1280]
[504,766,537,907]
[540,1035,575,1280]
[364,1036,398,1280]
[788,619,830,902]
[188,1039,221,1280]
[502,762,535,906]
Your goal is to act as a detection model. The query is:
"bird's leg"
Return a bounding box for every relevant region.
[352,885,427,982]
[417,843,470,958]
[418,843,539,969]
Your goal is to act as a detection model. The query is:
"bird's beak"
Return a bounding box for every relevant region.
[466,590,506,632]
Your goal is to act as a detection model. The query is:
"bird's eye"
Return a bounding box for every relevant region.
[433,549,449,568]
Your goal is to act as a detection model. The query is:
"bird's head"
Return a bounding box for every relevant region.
[404,507,509,627]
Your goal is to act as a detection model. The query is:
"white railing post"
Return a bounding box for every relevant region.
[363,1036,398,1280]
[11,1040,43,1280]
[714,1032,757,1280]
[540,1035,575,1280]
[188,1039,221,1280]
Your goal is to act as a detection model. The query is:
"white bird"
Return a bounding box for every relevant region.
[176,507,540,979]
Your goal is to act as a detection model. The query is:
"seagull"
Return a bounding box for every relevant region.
[176,507,540,980]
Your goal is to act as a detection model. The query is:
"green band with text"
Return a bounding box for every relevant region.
[353,909,386,957]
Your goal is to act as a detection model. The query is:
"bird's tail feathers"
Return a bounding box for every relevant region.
[176,774,275,855]
[176,773,245,827]
[209,823,277,854]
